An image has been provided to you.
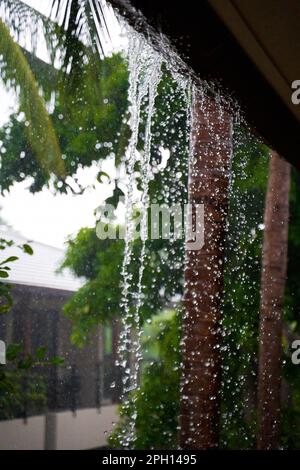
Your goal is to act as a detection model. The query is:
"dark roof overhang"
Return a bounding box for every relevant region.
[109,0,300,169]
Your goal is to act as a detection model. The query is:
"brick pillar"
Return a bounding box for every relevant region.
[179,92,232,449]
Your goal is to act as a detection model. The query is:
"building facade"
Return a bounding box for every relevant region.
[0,227,120,449]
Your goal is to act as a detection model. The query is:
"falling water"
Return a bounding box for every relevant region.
[117,23,194,448]
[118,30,163,447]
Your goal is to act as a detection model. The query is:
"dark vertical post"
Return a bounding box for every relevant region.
[179,92,232,449]
[257,150,290,450]
[45,311,59,450]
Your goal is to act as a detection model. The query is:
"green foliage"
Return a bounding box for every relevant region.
[108,311,180,449]
[61,231,124,346]
[61,226,184,346]
[0,52,129,193]
[0,343,42,420]
[0,368,46,420]
[0,239,34,313]
[0,341,63,420]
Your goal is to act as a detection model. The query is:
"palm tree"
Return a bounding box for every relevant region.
[179,91,232,449]
[0,17,65,179]
[257,150,290,450]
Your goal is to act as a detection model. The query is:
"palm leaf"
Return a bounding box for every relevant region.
[50,0,111,57]
[0,0,58,56]
[1,1,114,98]
[1,0,112,67]
[0,18,65,178]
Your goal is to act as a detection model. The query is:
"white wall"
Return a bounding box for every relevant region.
[0,406,118,450]
[0,415,45,450]
[56,406,118,449]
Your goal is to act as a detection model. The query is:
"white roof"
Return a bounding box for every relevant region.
[0,227,84,292]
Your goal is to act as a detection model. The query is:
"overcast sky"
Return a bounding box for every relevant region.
[0,0,125,248]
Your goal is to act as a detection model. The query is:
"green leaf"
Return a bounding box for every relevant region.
[0,256,18,265]
[0,239,14,249]
[0,270,9,278]
[22,244,33,255]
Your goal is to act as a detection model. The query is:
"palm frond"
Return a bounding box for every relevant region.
[50,0,111,57]
[0,0,58,56]
[1,0,113,63]
[0,0,115,98]
[0,18,65,179]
